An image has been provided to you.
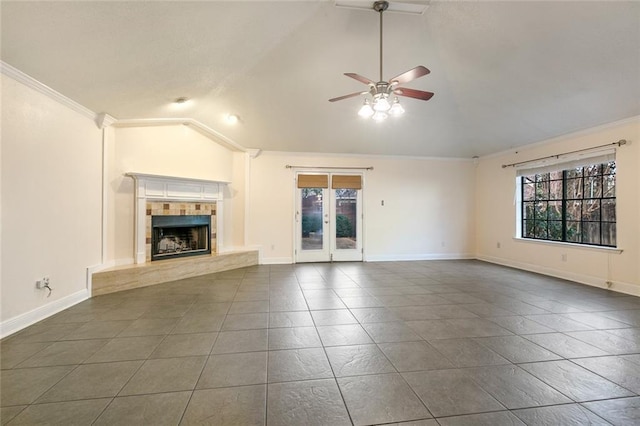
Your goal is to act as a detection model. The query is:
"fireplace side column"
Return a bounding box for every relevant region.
[134,177,148,264]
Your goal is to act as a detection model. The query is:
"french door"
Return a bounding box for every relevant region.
[295,173,363,263]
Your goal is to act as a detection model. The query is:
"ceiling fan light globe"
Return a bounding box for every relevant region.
[372,111,388,122]
[358,101,374,118]
[389,98,405,116]
[373,97,391,112]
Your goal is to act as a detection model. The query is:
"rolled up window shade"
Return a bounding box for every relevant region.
[332,175,362,189]
[516,149,616,177]
[297,174,329,188]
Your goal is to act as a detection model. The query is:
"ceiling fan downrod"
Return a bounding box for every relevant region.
[374,1,389,83]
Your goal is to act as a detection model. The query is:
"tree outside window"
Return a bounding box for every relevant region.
[521,161,616,247]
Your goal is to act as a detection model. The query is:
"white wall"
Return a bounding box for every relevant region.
[1,74,102,331]
[247,151,476,263]
[108,125,238,263]
[222,151,248,250]
[476,118,640,295]
[2,67,637,341]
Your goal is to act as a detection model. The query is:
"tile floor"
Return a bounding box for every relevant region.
[2,260,640,425]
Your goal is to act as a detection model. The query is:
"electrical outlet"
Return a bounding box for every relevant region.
[496,242,501,249]
[36,277,49,289]
[561,254,567,262]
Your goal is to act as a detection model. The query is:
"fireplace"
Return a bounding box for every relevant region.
[127,173,224,264]
[151,215,211,261]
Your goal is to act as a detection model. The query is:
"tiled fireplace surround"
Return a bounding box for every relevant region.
[130,173,224,264]
[91,174,259,296]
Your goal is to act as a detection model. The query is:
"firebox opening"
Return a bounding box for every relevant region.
[151,215,211,261]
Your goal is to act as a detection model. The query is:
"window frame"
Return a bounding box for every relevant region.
[519,161,616,248]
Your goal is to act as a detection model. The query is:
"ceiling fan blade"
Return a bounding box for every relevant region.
[344,73,375,85]
[329,91,366,102]
[389,66,430,85]
[394,87,434,101]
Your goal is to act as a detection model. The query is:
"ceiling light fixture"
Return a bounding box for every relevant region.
[225,114,240,125]
[329,1,434,121]
[358,100,374,118]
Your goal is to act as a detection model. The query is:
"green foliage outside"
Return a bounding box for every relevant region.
[522,161,616,245]
[336,214,354,238]
[302,214,322,237]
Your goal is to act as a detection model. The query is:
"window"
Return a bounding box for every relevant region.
[521,160,616,247]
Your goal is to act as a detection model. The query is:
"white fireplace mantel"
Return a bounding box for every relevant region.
[126,173,229,264]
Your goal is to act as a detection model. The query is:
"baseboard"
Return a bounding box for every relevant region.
[260,257,294,265]
[0,289,90,339]
[101,258,135,268]
[365,253,476,262]
[259,253,475,264]
[477,255,640,297]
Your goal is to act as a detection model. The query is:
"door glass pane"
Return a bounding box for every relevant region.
[301,188,323,250]
[335,189,357,250]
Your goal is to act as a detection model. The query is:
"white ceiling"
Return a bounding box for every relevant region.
[2,1,639,157]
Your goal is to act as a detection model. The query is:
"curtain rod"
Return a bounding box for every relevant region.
[285,165,374,170]
[501,139,627,169]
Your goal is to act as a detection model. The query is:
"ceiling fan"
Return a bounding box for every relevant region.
[329,0,434,121]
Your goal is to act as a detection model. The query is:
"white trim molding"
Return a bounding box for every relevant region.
[365,253,476,262]
[481,115,640,160]
[96,112,117,129]
[477,255,640,297]
[1,60,97,121]
[114,118,247,153]
[1,62,247,151]
[261,256,295,265]
[0,289,90,339]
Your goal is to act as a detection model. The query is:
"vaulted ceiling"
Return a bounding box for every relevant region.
[2,1,639,157]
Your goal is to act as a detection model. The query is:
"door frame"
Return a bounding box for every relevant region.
[293,170,365,263]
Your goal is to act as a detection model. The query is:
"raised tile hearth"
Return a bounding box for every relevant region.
[91,250,258,296]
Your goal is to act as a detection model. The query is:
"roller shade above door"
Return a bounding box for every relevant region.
[331,175,362,189]
[297,174,329,188]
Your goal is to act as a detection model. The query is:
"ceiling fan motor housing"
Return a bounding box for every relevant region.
[370,81,393,98]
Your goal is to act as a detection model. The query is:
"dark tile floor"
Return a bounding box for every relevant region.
[2,260,640,425]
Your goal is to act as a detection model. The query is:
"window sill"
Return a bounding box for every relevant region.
[512,237,623,254]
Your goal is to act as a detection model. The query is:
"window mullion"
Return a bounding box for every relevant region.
[562,171,567,242]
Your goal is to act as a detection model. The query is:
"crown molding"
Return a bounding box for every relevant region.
[0,62,245,151]
[1,60,97,121]
[259,149,474,162]
[480,115,640,160]
[96,112,117,129]
[247,149,262,159]
[113,118,247,152]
